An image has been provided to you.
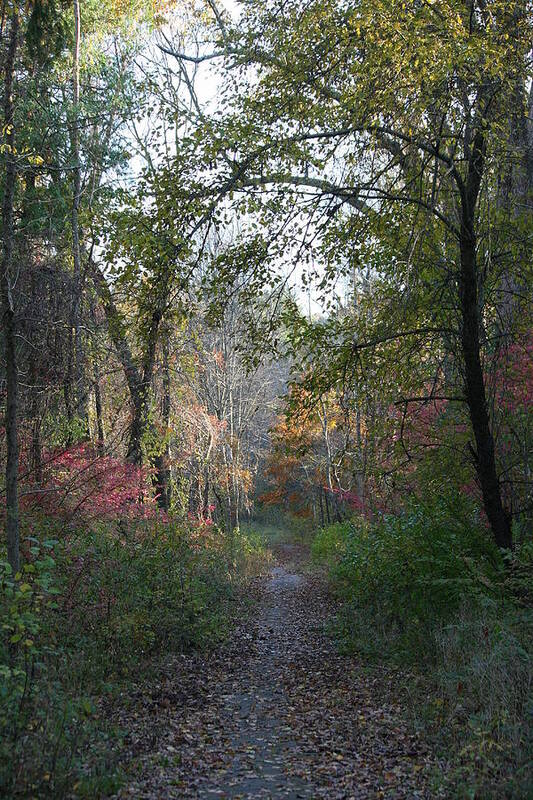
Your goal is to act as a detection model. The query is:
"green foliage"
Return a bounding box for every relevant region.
[0,519,269,797]
[63,521,233,664]
[313,498,532,797]
[0,539,58,721]
[311,520,354,569]
[227,526,273,577]
[313,496,502,657]
[26,0,70,63]
[41,412,91,448]
[433,602,533,798]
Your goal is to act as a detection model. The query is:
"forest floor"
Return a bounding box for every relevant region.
[109,541,444,799]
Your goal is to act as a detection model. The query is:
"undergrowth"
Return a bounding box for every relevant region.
[312,496,533,799]
[0,515,269,798]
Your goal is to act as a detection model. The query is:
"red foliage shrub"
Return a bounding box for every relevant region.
[19,443,160,523]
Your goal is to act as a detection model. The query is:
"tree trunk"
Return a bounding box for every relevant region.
[27,241,43,486]
[318,486,324,527]
[89,299,105,453]
[324,487,331,525]
[90,261,156,466]
[127,392,147,466]
[202,467,210,518]
[154,333,171,510]
[29,358,43,486]
[459,130,513,550]
[496,76,532,336]
[93,361,105,455]
[64,366,74,430]
[70,0,88,429]
[1,13,20,573]
[125,308,162,466]
[527,80,533,196]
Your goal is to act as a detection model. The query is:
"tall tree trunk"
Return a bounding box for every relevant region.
[90,261,157,466]
[63,371,74,434]
[127,392,147,466]
[202,468,210,518]
[154,335,171,510]
[27,222,43,486]
[459,129,513,551]
[29,356,43,486]
[527,80,533,196]
[318,486,325,527]
[126,314,161,466]
[320,399,341,522]
[1,13,20,573]
[93,360,105,455]
[89,297,105,453]
[161,335,171,507]
[324,487,331,525]
[497,75,532,336]
[70,0,88,429]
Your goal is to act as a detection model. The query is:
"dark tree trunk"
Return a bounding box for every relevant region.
[153,454,169,510]
[126,393,146,466]
[89,299,105,454]
[188,464,200,516]
[90,262,158,467]
[124,310,162,467]
[31,407,43,485]
[459,129,513,551]
[527,81,533,195]
[318,486,325,527]
[125,334,162,466]
[154,334,171,510]
[63,359,74,429]
[27,241,43,486]
[69,0,88,431]
[29,359,43,486]
[1,13,20,573]
[324,487,331,525]
[162,336,171,507]
[202,468,210,518]
[93,361,105,455]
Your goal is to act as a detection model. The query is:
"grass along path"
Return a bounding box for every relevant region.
[111,541,443,799]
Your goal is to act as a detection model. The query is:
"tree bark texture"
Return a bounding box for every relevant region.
[1,13,20,573]
[459,129,513,550]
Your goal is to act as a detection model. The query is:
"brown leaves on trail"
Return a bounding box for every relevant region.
[103,545,443,799]
[277,575,442,799]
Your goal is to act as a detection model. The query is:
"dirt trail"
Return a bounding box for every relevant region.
[115,544,440,799]
[200,562,313,799]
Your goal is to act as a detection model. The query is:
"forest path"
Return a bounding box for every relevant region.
[114,542,440,799]
[199,555,314,799]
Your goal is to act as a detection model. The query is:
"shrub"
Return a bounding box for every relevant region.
[0,516,268,797]
[227,526,273,577]
[312,520,354,568]
[313,496,532,797]
[433,602,532,798]
[313,494,502,658]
